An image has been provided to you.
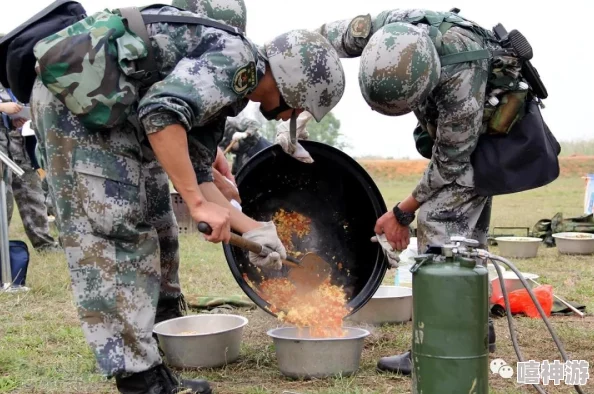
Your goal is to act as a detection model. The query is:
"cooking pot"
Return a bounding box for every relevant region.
[223,141,389,317]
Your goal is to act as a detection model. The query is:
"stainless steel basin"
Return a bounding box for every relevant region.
[348,285,412,325]
[153,314,248,369]
[267,326,369,379]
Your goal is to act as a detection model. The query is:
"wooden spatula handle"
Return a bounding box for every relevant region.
[198,221,265,255]
[198,222,302,268]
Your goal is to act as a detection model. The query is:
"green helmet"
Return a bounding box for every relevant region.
[358,22,441,116]
[262,29,346,122]
[171,0,247,32]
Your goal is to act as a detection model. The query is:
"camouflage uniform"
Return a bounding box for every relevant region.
[315,9,496,251]
[30,5,345,382]
[315,10,499,375]
[219,116,271,174]
[0,84,59,252]
[171,0,247,32]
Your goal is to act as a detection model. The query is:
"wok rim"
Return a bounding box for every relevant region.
[221,141,389,319]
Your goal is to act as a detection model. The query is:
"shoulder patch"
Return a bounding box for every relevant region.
[232,61,257,95]
[349,14,372,38]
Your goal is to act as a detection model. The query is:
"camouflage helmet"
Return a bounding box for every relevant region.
[171,0,247,32]
[262,30,345,122]
[358,22,441,116]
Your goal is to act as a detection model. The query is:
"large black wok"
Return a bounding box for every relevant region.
[223,141,389,317]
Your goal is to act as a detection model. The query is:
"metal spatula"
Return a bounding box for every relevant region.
[197,222,332,288]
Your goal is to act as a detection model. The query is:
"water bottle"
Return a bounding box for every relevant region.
[394,239,417,287]
[488,81,529,135]
[396,263,414,288]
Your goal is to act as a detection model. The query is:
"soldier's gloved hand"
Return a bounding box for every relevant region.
[232,131,249,142]
[276,135,314,164]
[242,222,287,270]
[371,233,400,269]
[275,111,314,164]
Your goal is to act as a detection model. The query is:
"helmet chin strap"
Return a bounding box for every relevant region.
[259,93,292,121]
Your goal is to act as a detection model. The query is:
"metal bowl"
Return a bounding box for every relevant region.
[490,271,539,303]
[347,285,412,325]
[153,314,248,369]
[552,232,594,255]
[267,326,370,379]
[495,236,542,258]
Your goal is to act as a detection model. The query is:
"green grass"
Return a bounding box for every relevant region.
[1,171,593,394]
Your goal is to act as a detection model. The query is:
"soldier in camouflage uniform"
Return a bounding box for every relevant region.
[0,84,59,252]
[30,3,345,393]
[313,9,507,375]
[219,116,271,174]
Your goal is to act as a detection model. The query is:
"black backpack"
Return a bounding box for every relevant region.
[0,0,87,104]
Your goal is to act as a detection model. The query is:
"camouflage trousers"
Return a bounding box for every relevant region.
[0,128,58,251]
[30,78,181,377]
[416,183,492,251]
[416,182,493,301]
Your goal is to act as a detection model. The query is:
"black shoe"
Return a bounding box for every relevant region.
[115,364,212,394]
[489,318,496,353]
[377,351,412,375]
[155,294,188,325]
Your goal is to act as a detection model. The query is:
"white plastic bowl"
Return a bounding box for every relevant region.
[495,236,542,258]
[552,232,594,255]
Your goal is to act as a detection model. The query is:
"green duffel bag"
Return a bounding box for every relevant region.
[33,8,149,130]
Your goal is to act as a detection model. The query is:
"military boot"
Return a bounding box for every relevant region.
[376,350,412,375]
[155,294,188,325]
[115,363,212,394]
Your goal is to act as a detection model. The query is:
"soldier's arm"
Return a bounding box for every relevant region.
[137,32,255,133]
[137,33,261,233]
[411,65,488,204]
[313,10,409,58]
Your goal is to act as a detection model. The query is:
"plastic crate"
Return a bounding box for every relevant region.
[171,192,196,234]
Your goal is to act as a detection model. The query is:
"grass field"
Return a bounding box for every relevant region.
[0,157,593,394]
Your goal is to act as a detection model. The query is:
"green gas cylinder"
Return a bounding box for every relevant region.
[411,244,489,394]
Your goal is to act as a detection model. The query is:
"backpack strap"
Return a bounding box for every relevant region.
[119,7,160,85]
[141,14,243,36]
[439,49,492,66]
[118,6,247,86]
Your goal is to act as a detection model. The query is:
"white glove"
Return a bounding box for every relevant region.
[276,135,314,164]
[232,131,249,141]
[276,111,313,140]
[371,234,400,269]
[275,111,314,164]
[242,222,287,270]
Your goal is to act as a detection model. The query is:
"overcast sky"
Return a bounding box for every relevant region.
[1,0,592,158]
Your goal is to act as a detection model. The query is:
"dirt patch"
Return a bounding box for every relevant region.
[358,156,594,180]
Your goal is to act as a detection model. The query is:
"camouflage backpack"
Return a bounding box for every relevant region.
[533,213,594,247]
[32,4,251,130]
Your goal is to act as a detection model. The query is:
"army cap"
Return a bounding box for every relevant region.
[358,22,441,116]
[262,29,345,122]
